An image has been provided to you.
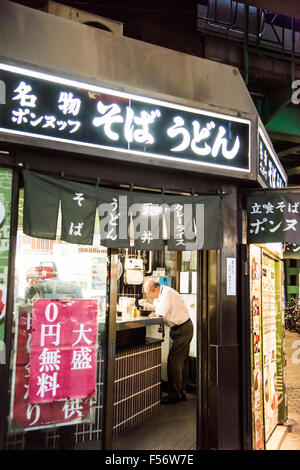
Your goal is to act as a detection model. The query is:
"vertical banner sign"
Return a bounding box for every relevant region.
[10,307,92,432]
[258,128,287,189]
[61,189,97,245]
[249,245,264,450]
[261,254,278,441]
[0,168,12,356]
[98,194,130,248]
[29,299,98,403]
[131,197,164,251]
[167,202,195,251]
[277,262,288,424]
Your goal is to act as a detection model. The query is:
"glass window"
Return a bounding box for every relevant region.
[7,189,108,449]
[180,251,198,359]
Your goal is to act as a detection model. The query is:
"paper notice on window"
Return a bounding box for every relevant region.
[180,272,189,294]
[192,272,197,294]
[227,258,236,296]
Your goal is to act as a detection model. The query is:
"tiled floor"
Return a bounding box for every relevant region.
[112,393,197,450]
[279,331,300,450]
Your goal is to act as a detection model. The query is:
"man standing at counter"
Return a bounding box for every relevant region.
[140,278,194,404]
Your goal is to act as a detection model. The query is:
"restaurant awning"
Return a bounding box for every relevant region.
[23,170,223,251]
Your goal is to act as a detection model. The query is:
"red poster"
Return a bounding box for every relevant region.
[10,307,92,431]
[28,299,98,403]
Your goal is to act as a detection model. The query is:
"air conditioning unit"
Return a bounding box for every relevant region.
[45,1,123,36]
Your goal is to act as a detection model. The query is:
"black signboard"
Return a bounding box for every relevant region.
[23,170,223,251]
[0,63,251,174]
[283,243,300,259]
[247,191,300,244]
[258,128,287,188]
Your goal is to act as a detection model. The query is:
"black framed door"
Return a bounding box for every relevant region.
[103,249,118,449]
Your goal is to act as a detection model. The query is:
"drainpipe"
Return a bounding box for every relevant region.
[292,17,295,84]
[243,4,249,86]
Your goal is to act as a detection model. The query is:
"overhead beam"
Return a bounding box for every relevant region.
[278,146,300,159]
[269,132,300,144]
[237,0,300,18]
[263,88,291,125]
[286,166,300,176]
[266,106,300,141]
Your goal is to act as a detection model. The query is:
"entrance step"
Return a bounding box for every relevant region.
[266,425,288,450]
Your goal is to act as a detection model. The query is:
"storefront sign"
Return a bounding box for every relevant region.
[247,191,300,244]
[0,167,12,358]
[28,299,98,403]
[258,128,287,189]
[9,307,92,432]
[283,242,300,259]
[0,63,251,174]
[23,170,223,251]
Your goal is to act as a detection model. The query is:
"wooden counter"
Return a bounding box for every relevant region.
[116,316,164,349]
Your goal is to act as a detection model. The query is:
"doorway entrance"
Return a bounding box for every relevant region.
[110,247,198,450]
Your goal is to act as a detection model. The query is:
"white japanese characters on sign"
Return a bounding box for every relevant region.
[10,307,93,432]
[0,63,251,175]
[258,128,287,189]
[28,299,98,404]
[247,192,300,245]
[249,200,299,236]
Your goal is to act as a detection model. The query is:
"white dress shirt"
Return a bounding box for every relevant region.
[154,285,190,327]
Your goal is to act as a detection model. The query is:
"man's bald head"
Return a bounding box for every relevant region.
[143,278,160,299]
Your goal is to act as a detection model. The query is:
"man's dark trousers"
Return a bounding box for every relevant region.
[168,318,194,396]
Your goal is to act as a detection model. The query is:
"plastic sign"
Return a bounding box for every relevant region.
[9,307,93,432]
[0,63,251,174]
[258,128,287,188]
[283,242,300,259]
[29,299,98,403]
[247,191,300,244]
